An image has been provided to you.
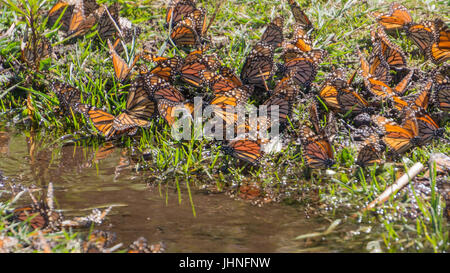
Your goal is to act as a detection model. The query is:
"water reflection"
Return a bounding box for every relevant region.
[0,127,335,252]
[0,130,9,154]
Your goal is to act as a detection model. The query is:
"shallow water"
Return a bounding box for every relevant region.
[0,127,348,252]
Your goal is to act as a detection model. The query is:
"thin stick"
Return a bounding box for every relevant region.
[203,0,226,36]
[356,162,424,216]
[46,182,54,212]
[27,187,39,206]
[259,68,270,93]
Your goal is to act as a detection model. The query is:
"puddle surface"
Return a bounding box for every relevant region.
[0,128,345,252]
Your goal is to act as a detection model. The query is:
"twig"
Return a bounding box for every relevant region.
[259,67,270,92]
[105,243,123,253]
[354,162,424,217]
[294,219,341,240]
[46,182,54,212]
[204,0,226,36]
[0,23,16,39]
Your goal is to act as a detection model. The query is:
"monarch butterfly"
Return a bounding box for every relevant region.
[223,139,263,164]
[291,24,312,51]
[202,68,246,94]
[393,69,414,96]
[287,0,313,30]
[21,37,52,68]
[395,80,432,111]
[203,71,252,125]
[79,0,100,15]
[76,105,134,140]
[281,56,317,86]
[281,43,327,64]
[364,78,391,99]
[282,40,310,62]
[128,237,165,253]
[77,79,154,140]
[240,42,275,89]
[166,0,197,28]
[415,113,444,145]
[281,24,326,64]
[318,85,339,112]
[260,16,284,48]
[114,78,156,131]
[301,131,335,169]
[432,66,450,112]
[66,0,99,38]
[430,19,450,64]
[144,73,169,97]
[433,65,449,85]
[358,48,411,98]
[108,39,139,81]
[47,0,74,31]
[373,114,420,154]
[149,58,182,83]
[154,83,193,126]
[272,73,300,102]
[167,0,220,47]
[83,230,116,253]
[356,142,383,167]
[406,19,450,64]
[189,8,207,37]
[369,69,414,99]
[362,49,391,84]
[308,101,321,135]
[50,81,81,113]
[96,3,120,42]
[184,44,212,60]
[170,17,202,47]
[364,72,412,99]
[318,70,350,111]
[237,184,262,200]
[259,94,292,130]
[391,95,409,111]
[12,205,46,229]
[219,66,245,87]
[405,21,434,55]
[301,105,335,169]
[373,3,412,31]
[371,26,407,69]
[180,52,220,87]
[434,83,450,112]
[13,202,62,230]
[141,53,183,82]
[337,88,372,115]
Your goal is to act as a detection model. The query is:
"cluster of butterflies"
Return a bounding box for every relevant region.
[165,0,218,47]
[20,0,140,72]
[373,2,449,64]
[47,0,140,42]
[313,3,449,169]
[47,1,448,169]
